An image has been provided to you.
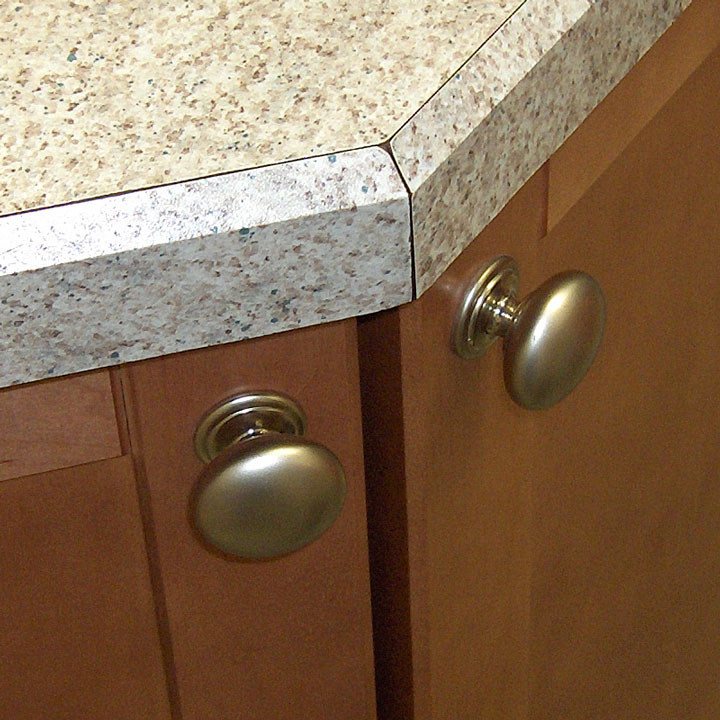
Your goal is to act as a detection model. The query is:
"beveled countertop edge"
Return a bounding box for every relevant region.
[392,0,693,295]
[0,147,412,387]
[0,0,697,388]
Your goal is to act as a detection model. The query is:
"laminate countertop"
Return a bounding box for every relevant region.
[0,0,693,387]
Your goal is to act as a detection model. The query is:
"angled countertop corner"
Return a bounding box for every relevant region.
[0,0,695,387]
[1,0,524,214]
[391,0,693,294]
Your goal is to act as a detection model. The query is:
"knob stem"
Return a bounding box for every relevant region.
[452,256,520,358]
[479,286,519,338]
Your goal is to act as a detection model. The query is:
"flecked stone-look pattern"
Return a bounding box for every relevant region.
[0,0,522,215]
[0,148,411,387]
[392,0,693,294]
[0,0,701,389]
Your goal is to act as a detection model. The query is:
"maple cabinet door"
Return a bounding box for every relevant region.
[360,40,720,720]
[121,319,376,720]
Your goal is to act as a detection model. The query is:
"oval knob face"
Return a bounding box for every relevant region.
[194,434,346,559]
[504,271,605,409]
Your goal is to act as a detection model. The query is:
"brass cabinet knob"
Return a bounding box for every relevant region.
[453,256,606,409]
[192,392,346,559]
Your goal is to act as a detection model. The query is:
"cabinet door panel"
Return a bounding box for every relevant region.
[547,0,720,229]
[122,320,376,720]
[360,170,545,720]
[361,39,720,720]
[531,45,720,720]
[0,457,170,719]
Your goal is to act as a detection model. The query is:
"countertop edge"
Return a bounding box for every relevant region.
[0,147,412,387]
[0,0,699,388]
[395,0,693,294]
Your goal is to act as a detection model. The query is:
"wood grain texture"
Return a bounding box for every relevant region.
[0,370,121,481]
[547,0,720,229]
[532,44,720,720]
[122,319,376,720]
[361,168,548,720]
[361,39,720,720]
[0,456,170,719]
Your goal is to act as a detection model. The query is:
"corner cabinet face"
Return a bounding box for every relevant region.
[120,318,377,720]
[359,41,720,720]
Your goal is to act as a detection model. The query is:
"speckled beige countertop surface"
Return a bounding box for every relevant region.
[0,0,695,387]
[1,0,521,214]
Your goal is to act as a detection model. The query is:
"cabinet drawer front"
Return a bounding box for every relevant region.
[122,320,376,720]
[0,370,121,481]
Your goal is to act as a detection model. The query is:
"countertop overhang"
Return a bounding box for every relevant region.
[0,0,692,387]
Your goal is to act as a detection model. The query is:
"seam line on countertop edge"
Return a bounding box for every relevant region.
[379,139,417,301]
[0,0,530,222]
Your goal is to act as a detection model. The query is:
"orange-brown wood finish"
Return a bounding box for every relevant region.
[0,456,171,718]
[0,370,121,481]
[547,0,720,229]
[359,310,415,720]
[361,38,720,720]
[532,46,720,720]
[362,171,546,720]
[121,319,376,720]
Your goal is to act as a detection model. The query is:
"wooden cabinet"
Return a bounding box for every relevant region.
[0,319,376,719]
[0,457,171,718]
[360,33,720,720]
[0,370,169,717]
[0,369,122,481]
[2,6,719,719]
[119,319,376,720]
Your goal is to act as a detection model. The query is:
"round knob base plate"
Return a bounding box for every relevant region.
[194,391,306,463]
[452,256,519,359]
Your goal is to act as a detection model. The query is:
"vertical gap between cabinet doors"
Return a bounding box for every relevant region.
[357,310,416,720]
[109,369,132,456]
[110,367,184,720]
